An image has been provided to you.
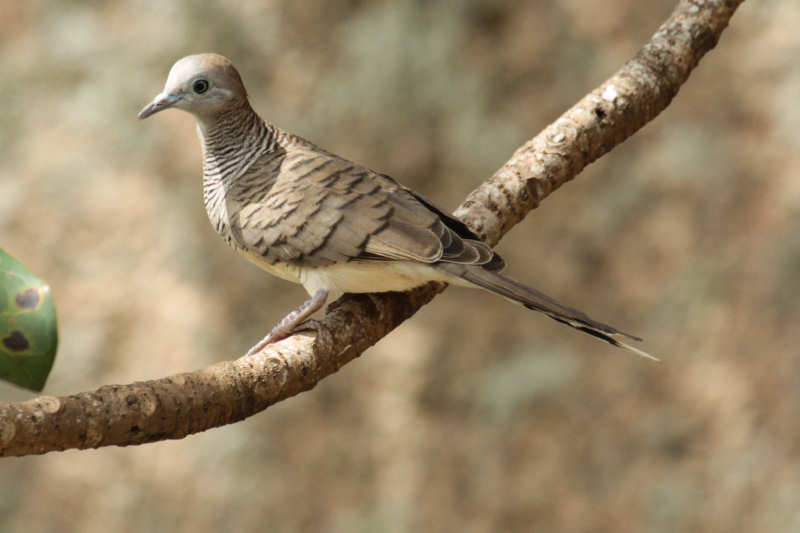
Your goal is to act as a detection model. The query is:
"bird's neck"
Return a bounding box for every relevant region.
[197,101,277,186]
[197,101,281,251]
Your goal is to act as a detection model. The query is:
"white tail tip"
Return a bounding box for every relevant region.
[614,338,659,362]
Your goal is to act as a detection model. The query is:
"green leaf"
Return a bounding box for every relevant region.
[0,250,57,391]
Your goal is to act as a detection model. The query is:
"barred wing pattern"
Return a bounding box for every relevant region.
[231,145,498,269]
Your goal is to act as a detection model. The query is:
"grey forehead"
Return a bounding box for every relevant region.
[165,57,210,89]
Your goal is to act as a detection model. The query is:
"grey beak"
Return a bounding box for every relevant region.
[138,92,180,119]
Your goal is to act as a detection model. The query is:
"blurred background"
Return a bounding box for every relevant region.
[1,0,798,531]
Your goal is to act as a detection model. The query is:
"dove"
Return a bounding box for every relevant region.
[139,53,653,360]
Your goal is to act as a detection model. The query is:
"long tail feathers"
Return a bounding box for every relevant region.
[440,264,658,361]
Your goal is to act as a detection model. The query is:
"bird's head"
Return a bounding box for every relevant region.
[138,53,248,120]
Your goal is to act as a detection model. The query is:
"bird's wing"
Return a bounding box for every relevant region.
[235,147,501,269]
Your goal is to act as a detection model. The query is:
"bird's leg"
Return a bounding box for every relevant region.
[245,289,329,356]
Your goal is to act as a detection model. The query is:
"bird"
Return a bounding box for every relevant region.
[138,53,654,360]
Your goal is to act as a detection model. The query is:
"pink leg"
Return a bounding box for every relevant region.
[245,289,328,356]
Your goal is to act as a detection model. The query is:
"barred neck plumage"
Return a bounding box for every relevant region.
[198,100,277,187]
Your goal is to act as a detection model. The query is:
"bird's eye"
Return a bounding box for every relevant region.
[192,79,210,94]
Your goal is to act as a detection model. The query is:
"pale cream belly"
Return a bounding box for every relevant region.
[240,250,459,297]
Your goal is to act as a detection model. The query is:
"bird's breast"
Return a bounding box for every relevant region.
[203,181,238,247]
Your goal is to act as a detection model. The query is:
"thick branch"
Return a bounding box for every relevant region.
[0,0,743,457]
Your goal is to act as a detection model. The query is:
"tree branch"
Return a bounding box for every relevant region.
[0,0,744,457]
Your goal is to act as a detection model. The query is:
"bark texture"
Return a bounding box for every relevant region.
[0,0,744,456]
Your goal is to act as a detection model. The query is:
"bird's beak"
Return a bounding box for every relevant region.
[137,92,181,119]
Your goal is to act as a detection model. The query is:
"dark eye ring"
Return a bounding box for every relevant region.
[192,79,210,94]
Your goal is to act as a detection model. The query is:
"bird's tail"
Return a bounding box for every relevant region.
[439,264,657,360]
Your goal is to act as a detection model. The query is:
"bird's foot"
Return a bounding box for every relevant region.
[244,289,328,356]
[293,318,323,334]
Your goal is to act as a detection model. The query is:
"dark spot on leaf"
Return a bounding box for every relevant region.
[130,425,140,434]
[594,107,607,119]
[15,288,40,309]
[3,330,29,351]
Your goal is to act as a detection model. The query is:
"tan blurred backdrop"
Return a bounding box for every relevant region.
[1,1,799,532]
